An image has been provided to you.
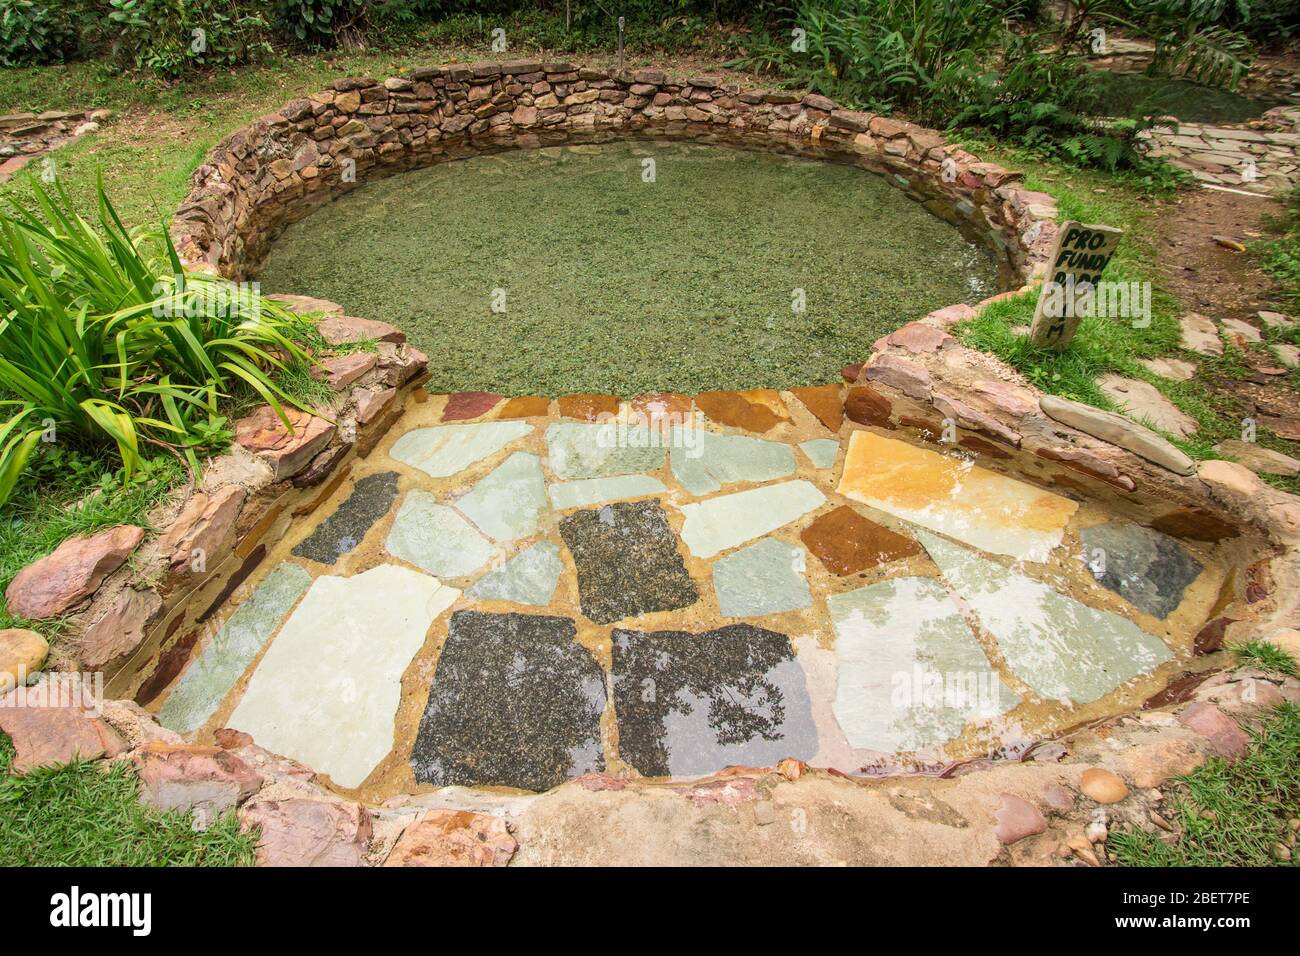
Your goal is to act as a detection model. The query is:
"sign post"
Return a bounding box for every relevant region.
[1027,220,1123,350]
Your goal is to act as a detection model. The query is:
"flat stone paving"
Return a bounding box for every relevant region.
[150,391,1231,796]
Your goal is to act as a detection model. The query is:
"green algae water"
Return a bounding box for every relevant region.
[257,141,1000,395]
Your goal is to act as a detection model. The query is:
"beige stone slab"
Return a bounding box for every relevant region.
[836,430,1077,562]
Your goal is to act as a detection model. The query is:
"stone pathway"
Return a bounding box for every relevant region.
[145,390,1232,798]
[0,110,108,182]
[1143,110,1300,195]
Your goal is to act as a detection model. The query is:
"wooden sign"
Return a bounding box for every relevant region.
[1028,220,1123,350]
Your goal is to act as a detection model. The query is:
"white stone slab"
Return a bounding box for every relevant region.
[677,480,826,558]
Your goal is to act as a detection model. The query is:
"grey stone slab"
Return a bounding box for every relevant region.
[669,426,796,495]
[385,489,494,579]
[799,438,840,469]
[919,531,1173,705]
[559,499,699,624]
[712,537,811,617]
[678,480,826,558]
[466,541,564,606]
[611,623,818,777]
[292,471,399,565]
[825,576,1018,753]
[158,563,312,733]
[411,611,606,791]
[544,421,666,479]
[547,474,667,510]
[390,421,532,478]
[454,451,547,542]
[1079,521,1203,619]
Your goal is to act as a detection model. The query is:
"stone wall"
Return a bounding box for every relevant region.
[172,60,1062,291]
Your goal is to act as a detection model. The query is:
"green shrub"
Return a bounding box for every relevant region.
[272,0,368,49]
[107,0,272,78]
[0,173,312,508]
[0,0,88,67]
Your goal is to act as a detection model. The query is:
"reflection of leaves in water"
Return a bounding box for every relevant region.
[710,675,786,746]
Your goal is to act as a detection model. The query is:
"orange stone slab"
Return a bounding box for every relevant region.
[800,505,920,576]
[558,393,621,421]
[695,389,789,433]
[790,384,844,432]
[631,392,693,419]
[497,395,552,419]
[843,384,895,429]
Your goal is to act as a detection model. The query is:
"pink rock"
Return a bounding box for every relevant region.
[132,743,262,813]
[4,525,145,619]
[316,314,405,345]
[995,793,1047,844]
[378,344,428,386]
[680,777,757,806]
[441,391,504,422]
[157,486,246,572]
[355,387,397,426]
[1179,702,1250,760]
[235,406,336,481]
[884,322,954,354]
[926,303,977,328]
[239,798,372,867]
[266,293,344,317]
[576,772,628,792]
[79,587,162,671]
[315,353,376,389]
[0,691,125,773]
[382,810,516,867]
[932,391,1022,447]
[1041,783,1074,813]
[971,379,1038,418]
[863,352,932,401]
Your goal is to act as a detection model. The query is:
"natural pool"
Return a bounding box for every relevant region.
[257,141,1000,395]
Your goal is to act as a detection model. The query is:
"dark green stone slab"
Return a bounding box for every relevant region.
[292,471,399,565]
[611,623,817,777]
[411,610,606,792]
[1080,521,1203,619]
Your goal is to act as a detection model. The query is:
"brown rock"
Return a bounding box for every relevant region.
[132,743,262,813]
[881,322,954,354]
[557,393,621,421]
[1178,702,1249,760]
[693,389,789,433]
[843,384,895,429]
[1148,507,1239,543]
[239,798,372,867]
[863,352,932,400]
[959,436,1012,459]
[1079,767,1129,804]
[315,352,376,389]
[497,395,552,419]
[214,728,254,750]
[266,294,344,317]
[1198,459,1263,497]
[235,406,336,481]
[971,379,1037,418]
[790,384,844,432]
[932,391,1022,447]
[441,391,504,421]
[134,627,203,706]
[840,362,865,382]
[800,505,919,575]
[1144,672,1210,708]
[158,486,246,571]
[377,344,428,386]
[0,691,125,773]
[925,303,977,327]
[355,387,397,426]
[80,587,162,671]
[382,810,516,867]
[0,629,48,693]
[1118,737,1206,789]
[1193,616,1233,655]
[5,525,145,619]
[995,793,1047,844]
[317,314,405,345]
[292,442,352,489]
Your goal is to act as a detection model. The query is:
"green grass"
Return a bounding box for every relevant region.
[1091,71,1279,126]
[0,731,257,866]
[1109,702,1300,867]
[950,144,1299,463]
[1230,640,1300,677]
[256,141,1000,395]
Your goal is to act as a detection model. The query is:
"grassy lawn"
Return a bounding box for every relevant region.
[0,731,257,866]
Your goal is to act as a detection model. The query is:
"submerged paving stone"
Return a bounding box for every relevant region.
[559,500,699,624]
[800,504,920,576]
[799,438,840,469]
[389,421,532,478]
[291,471,399,565]
[454,451,546,542]
[159,563,311,734]
[919,531,1173,705]
[838,430,1077,562]
[1079,522,1203,619]
[229,564,458,789]
[678,480,826,559]
[825,576,1019,753]
[466,541,565,606]
[611,623,818,777]
[712,538,812,617]
[669,426,796,495]
[411,611,605,791]
[548,474,667,510]
[385,490,493,578]
[544,421,666,479]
